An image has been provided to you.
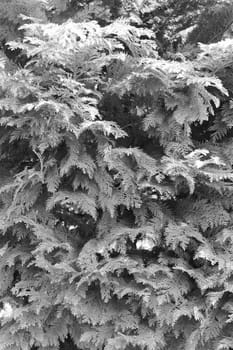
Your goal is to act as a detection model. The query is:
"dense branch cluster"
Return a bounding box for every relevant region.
[1,1,233,350]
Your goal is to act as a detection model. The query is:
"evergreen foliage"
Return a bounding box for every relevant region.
[1,1,233,350]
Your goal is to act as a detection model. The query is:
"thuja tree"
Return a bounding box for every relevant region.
[2,1,233,350]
